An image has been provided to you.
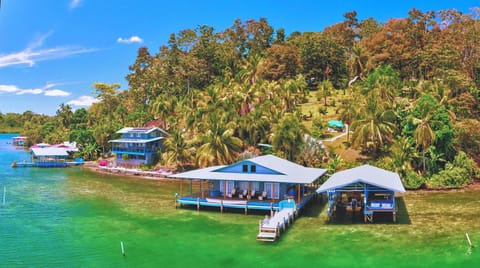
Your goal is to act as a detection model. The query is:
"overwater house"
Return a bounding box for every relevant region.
[316,165,406,223]
[30,147,70,167]
[109,127,168,168]
[12,136,27,146]
[169,154,327,214]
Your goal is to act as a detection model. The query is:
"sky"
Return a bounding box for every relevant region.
[0,0,479,115]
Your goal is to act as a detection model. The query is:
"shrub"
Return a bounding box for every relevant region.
[427,165,471,189]
[402,171,425,189]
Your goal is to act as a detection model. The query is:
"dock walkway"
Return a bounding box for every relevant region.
[256,206,296,242]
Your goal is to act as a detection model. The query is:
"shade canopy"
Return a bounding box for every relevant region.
[317,165,406,193]
[328,120,344,128]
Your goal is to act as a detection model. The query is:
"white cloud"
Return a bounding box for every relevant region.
[117,36,143,44]
[0,47,96,68]
[0,85,20,93]
[45,89,71,97]
[67,95,99,107]
[0,32,96,68]
[69,0,82,9]
[0,83,72,97]
[17,88,43,95]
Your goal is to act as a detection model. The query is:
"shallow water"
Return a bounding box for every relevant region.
[0,133,479,267]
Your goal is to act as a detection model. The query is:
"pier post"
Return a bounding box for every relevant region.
[120,241,125,256]
[197,197,200,211]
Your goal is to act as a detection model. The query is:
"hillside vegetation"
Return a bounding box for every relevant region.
[3,9,480,189]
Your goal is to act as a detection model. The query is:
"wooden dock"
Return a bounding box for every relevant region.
[256,208,296,242]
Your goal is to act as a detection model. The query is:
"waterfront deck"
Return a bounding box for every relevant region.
[177,191,317,213]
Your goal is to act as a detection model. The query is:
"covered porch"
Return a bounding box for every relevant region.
[174,179,319,213]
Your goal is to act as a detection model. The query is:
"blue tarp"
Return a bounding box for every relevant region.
[328,120,344,128]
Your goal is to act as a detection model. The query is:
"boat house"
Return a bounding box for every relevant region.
[12,136,27,147]
[169,154,327,214]
[109,127,167,167]
[316,165,406,223]
[30,147,70,167]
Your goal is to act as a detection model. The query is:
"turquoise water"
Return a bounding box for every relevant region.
[0,133,479,267]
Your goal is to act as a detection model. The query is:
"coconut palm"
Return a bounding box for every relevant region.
[195,115,242,167]
[412,113,436,172]
[351,92,396,157]
[272,114,306,161]
[162,128,191,171]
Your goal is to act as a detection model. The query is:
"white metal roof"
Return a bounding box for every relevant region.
[316,164,406,193]
[109,137,164,144]
[168,154,327,184]
[116,127,168,135]
[31,147,69,157]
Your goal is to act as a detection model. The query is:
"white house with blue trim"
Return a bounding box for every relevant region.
[169,154,327,213]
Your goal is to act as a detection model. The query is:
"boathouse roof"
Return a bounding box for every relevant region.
[31,147,69,157]
[316,165,406,193]
[169,154,327,184]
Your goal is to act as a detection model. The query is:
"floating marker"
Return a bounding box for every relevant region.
[466,233,473,247]
[120,241,125,256]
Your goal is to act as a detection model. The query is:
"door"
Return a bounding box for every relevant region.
[264,182,280,199]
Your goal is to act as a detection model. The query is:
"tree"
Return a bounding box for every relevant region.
[261,44,301,81]
[195,115,242,167]
[272,114,306,161]
[316,80,334,106]
[351,91,396,157]
[162,128,191,170]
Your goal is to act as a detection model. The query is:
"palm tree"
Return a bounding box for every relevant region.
[81,142,100,161]
[162,128,191,171]
[272,114,306,161]
[195,115,242,167]
[316,80,333,106]
[412,114,436,172]
[351,92,396,157]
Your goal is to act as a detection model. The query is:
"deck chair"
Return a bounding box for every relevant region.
[226,188,236,198]
[238,189,247,199]
[258,191,267,201]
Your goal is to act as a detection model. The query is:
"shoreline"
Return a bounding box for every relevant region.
[83,162,177,181]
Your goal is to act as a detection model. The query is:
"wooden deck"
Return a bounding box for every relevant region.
[177,192,317,213]
[256,207,296,242]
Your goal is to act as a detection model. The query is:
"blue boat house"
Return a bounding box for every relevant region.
[109,127,168,168]
[169,154,327,214]
[316,165,406,223]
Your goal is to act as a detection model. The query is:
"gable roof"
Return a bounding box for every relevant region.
[116,127,168,136]
[316,165,406,193]
[169,154,327,184]
[31,147,69,157]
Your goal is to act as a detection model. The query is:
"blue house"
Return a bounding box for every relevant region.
[109,127,168,167]
[169,154,327,213]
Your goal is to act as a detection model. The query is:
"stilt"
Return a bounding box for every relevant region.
[220,200,223,213]
[197,197,200,211]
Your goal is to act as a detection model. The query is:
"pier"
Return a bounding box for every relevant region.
[256,199,297,242]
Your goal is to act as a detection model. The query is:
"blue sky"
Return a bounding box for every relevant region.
[0,0,478,115]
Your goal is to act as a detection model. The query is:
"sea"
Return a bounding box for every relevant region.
[0,133,479,268]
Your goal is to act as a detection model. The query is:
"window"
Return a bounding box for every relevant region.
[250,165,256,173]
[242,164,248,172]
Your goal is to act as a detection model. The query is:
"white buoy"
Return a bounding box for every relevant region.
[466,233,473,247]
[120,241,125,256]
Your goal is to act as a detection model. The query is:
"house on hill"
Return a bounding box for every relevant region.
[109,127,168,167]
